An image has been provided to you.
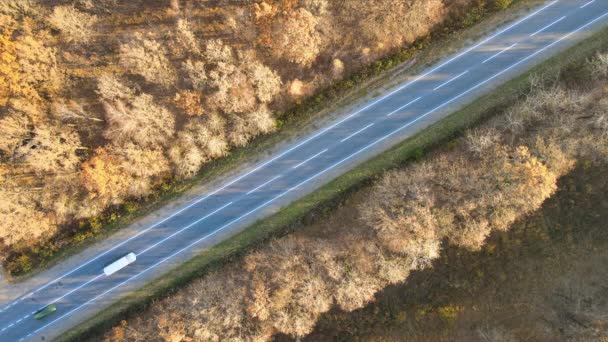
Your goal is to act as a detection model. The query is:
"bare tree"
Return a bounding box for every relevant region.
[119,33,176,87]
[209,68,256,114]
[246,61,282,103]
[12,123,82,175]
[168,114,228,178]
[268,8,321,66]
[0,113,30,157]
[174,19,200,56]
[80,144,170,204]
[47,5,97,43]
[102,93,175,148]
[96,74,135,102]
[181,59,207,90]
[0,182,56,249]
[204,39,234,64]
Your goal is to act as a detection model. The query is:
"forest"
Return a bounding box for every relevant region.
[308,155,608,341]
[0,0,510,275]
[101,31,608,342]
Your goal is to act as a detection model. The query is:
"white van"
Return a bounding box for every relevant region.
[103,252,136,276]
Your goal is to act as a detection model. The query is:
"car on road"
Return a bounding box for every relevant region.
[103,252,137,276]
[33,304,57,320]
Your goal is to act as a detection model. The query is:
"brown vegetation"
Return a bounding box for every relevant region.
[103,43,608,342]
[0,0,494,275]
[308,161,608,342]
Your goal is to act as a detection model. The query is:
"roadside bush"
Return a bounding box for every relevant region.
[493,0,513,11]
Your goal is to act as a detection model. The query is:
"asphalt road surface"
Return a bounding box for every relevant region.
[1,1,608,341]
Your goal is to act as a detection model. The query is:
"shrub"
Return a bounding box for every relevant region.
[493,0,513,11]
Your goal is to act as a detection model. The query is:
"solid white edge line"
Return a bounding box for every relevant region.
[482,43,518,64]
[581,0,595,9]
[292,149,328,169]
[27,11,608,337]
[530,15,567,36]
[386,97,422,117]
[433,70,469,91]
[0,0,558,314]
[340,123,374,142]
[246,175,281,195]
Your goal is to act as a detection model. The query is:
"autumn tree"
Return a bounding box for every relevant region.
[80,148,130,205]
[246,61,282,103]
[267,8,320,66]
[0,113,30,158]
[362,144,558,252]
[12,123,82,175]
[80,144,170,205]
[0,18,61,115]
[112,143,171,197]
[204,39,234,64]
[173,19,200,56]
[0,24,18,107]
[0,182,56,249]
[167,135,205,179]
[47,5,97,43]
[226,104,275,147]
[13,29,61,96]
[174,90,204,116]
[102,93,176,148]
[209,68,256,114]
[331,58,344,79]
[340,0,445,51]
[181,59,207,90]
[244,236,333,337]
[168,114,228,178]
[183,115,228,159]
[302,0,328,15]
[96,73,135,102]
[119,33,176,87]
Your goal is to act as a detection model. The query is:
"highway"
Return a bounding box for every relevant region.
[1,1,607,340]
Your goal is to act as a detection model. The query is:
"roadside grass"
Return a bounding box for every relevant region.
[4,0,541,278]
[56,16,608,342]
